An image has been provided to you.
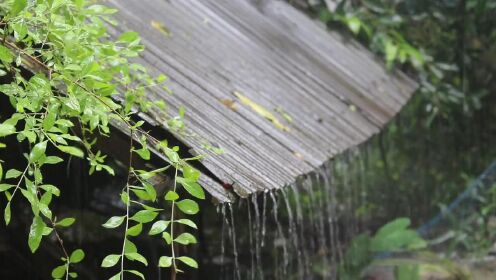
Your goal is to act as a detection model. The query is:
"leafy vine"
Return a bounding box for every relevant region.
[0,0,205,279]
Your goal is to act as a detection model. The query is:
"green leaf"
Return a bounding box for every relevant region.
[0,162,3,181]
[385,40,399,67]
[102,216,125,228]
[120,191,130,206]
[130,182,156,202]
[164,191,179,201]
[370,218,426,252]
[347,16,361,34]
[175,219,197,229]
[183,165,200,181]
[375,218,411,239]
[42,226,53,236]
[125,270,145,280]
[39,203,52,219]
[143,182,157,201]
[10,0,28,16]
[131,189,153,201]
[6,169,22,179]
[28,215,45,253]
[64,64,82,71]
[148,220,170,235]
[65,95,80,111]
[162,232,172,244]
[4,202,11,225]
[176,256,198,268]
[178,178,205,199]
[158,256,173,267]
[109,272,121,280]
[119,31,140,43]
[176,199,199,215]
[101,254,120,268]
[57,145,84,158]
[0,45,13,64]
[29,141,47,162]
[0,184,13,192]
[44,156,64,165]
[70,249,85,263]
[134,148,150,160]
[43,111,57,131]
[174,232,197,245]
[126,223,143,236]
[130,210,158,223]
[137,171,155,180]
[164,149,179,163]
[40,184,60,196]
[0,123,16,137]
[51,265,67,279]
[40,191,52,206]
[124,239,137,254]
[56,217,76,227]
[125,252,148,266]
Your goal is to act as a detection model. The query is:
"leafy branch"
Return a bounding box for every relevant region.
[0,0,206,279]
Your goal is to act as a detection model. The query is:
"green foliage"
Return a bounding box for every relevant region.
[370,218,427,252]
[317,0,496,121]
[445,181,496,257]
[0,0,205,279]
[311,0,496,264]
[395,264,420,280]
[339,218,426,279]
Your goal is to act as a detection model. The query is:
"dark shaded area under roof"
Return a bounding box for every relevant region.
[107,0,417,203]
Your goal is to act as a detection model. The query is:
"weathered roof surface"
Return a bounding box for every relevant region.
[107,0,417,202]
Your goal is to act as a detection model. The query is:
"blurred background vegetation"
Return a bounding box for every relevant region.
[290,0,496,277]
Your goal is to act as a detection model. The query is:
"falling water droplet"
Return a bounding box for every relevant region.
[281,187,304,279]
[303,175,318,254]
[220,204,227,280]
[228,203,241,280]
[320,161,338,278]
[247,199,255,280]
[261,191,267,247]
[291,183,310,277]
[315,172,331,279]
[270,191,288,277]
[251,194,264,279]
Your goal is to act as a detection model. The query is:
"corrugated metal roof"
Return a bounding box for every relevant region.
[107,0,417,202]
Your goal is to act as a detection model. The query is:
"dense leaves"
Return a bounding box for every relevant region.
[316,0,496,121]
[0,0,205,279]
[299,1,496,278]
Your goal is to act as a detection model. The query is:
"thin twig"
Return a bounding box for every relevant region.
[119,129,134,280]
[170,166,178,280]
[51,221,70,280]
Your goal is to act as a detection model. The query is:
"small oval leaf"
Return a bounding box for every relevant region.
[102,216,125,229]
[158,256,173,267]
[177,256,198,268]
[149,220,170,235]
[176,199,199,215]
[70,249,85,264]
[101,254,121,268]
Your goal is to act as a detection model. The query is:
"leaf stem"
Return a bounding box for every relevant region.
[170,166,178,279]
[9,164,29,202]
[51,219,70,280]
[119,129,134,280]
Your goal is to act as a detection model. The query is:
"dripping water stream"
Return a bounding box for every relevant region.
[228,203,241,280]
[269,191,288,278]
[208,153,371,280]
